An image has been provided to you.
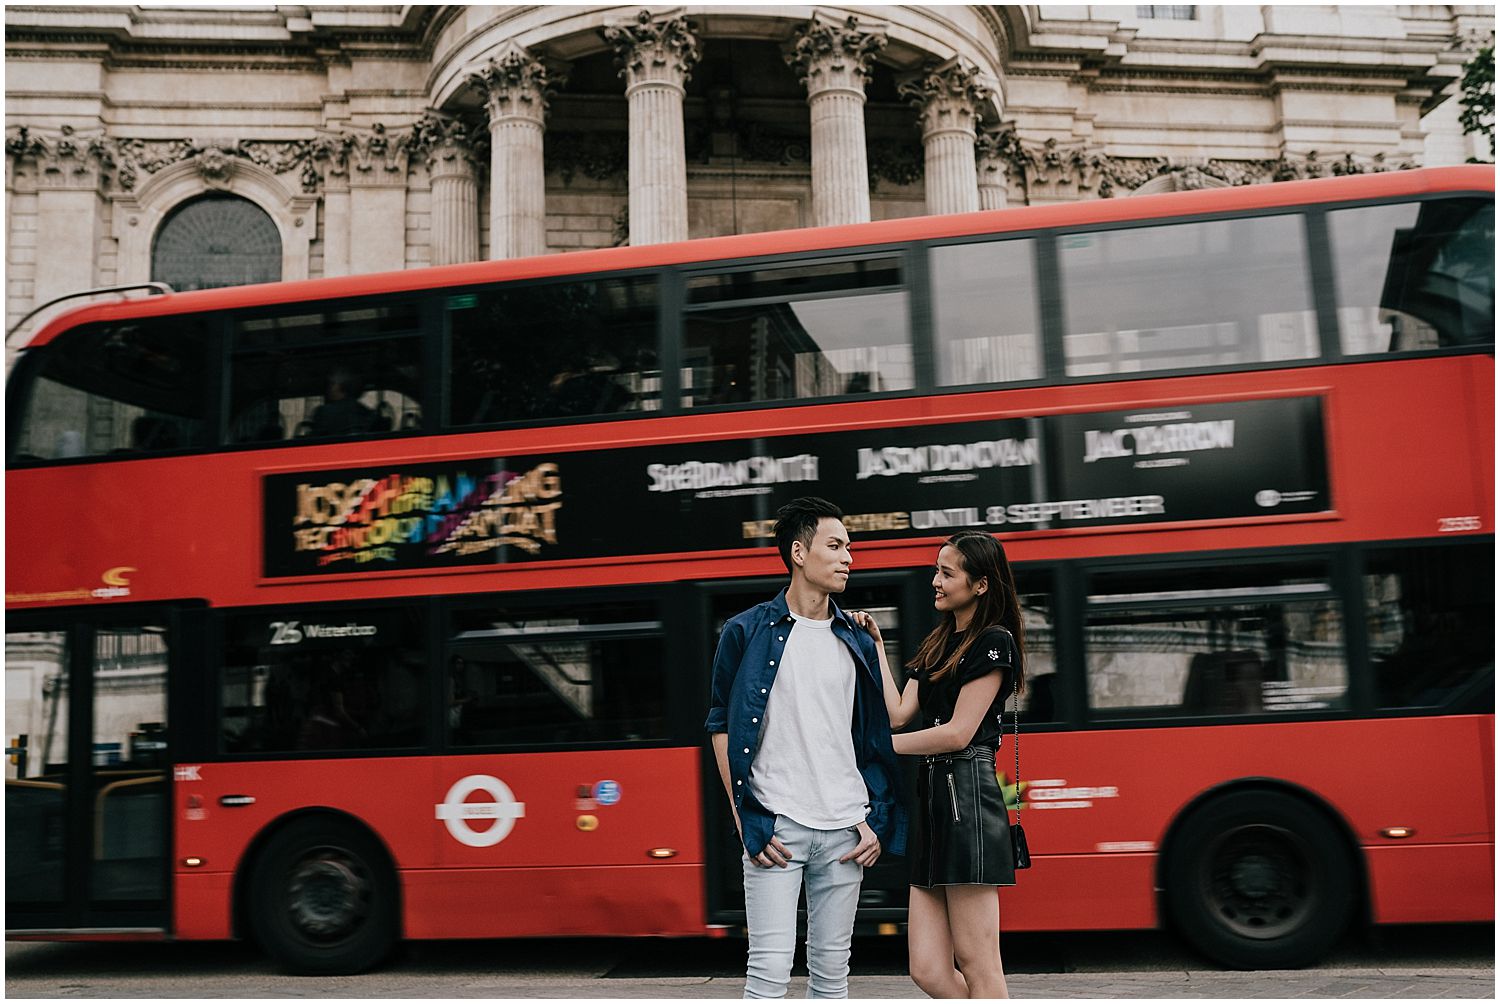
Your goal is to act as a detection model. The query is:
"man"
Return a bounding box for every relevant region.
[308,367,376,437]
[706,497,906,999]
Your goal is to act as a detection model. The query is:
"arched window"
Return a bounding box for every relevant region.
[151,194,282,292]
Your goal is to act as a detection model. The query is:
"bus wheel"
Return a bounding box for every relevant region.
[1165,790,1354,970]
[249,816,398,975]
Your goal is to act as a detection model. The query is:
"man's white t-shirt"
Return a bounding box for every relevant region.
[747,611,869,830]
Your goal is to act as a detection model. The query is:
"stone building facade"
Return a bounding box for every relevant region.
[4,4,1493,342]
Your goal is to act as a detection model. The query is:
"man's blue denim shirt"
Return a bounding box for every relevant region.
[705,589,907,859]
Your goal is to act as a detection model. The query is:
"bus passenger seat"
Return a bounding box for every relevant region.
[1181,651,1266,715]
[1021,673,1056,723]
[131,416,180,451]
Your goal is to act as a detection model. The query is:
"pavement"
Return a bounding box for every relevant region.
[6,930,1494,999]
[6,967,1496,999]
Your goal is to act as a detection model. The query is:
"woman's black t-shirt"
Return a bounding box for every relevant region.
[914,625,1018,749]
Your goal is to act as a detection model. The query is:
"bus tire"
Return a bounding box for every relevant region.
[1164,789,1354,970]
[248,815,399,976]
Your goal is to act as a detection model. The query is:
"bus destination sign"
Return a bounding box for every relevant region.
[262,395,1329,577]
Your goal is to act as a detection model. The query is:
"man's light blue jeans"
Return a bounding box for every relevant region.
[742,816,864,999]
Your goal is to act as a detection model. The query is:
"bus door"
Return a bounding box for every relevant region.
[700,573,921,927]
[5,604,201,933]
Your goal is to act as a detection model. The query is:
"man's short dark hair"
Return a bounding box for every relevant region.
[773,497,844,573]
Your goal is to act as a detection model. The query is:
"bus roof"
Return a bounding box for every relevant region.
[20,164,1495,351]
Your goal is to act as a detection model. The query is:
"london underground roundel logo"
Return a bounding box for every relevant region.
[435,775,526,847]
[1255,489,1282,508]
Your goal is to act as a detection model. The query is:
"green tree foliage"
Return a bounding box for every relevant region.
[1459,44,1495,162]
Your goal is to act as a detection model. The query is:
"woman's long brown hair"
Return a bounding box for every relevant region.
[907,530,1027,690]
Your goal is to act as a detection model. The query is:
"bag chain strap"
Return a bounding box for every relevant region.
[1008,669,1021,824]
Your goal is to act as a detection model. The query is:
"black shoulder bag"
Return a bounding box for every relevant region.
[1007,670,1031,870]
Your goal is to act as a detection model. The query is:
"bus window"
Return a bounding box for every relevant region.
[1327,198,1495,354]
[11,318,211,462]
[1014,573,1057,724]
[229,302,424,444]
[1364,543,1495,710]
[931,239,1042,386]
[683,257,912,406]
[219,605,427,754]
[1083,560,1346,718]
[447,276,659,425]
[92,625,168,904]
[447,599,666,747]
[5,629,68,906]
[1058,214,1318,376]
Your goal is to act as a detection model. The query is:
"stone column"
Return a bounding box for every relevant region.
[470,44,556,260]
[429,148,479,265]
[900,59,993,217]
[602,10,700,246]
[975,125,1019,210]
[5,129,47,341]
[345,124,410,275]
[412,112,484,266]
[348,182,407,274]
[320,170,352,277]
[22,126,112,307]
[305,131,354,276]
[786,15,887,228]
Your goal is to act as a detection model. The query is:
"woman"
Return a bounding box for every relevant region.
[852,529,1025,999]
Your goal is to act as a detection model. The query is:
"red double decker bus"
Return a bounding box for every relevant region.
[6,166,1492,975]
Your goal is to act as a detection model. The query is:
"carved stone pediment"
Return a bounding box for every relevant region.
[867,137,923,188]
[546,130,628,183]
[1272,149,1416,181]
[973,125,1417,202]
[8,124,424,196]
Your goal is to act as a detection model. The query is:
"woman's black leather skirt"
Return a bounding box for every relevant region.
[909,744,1015,888]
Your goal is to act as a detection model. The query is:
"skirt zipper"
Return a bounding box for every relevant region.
[946,771,961,823]
[926,763,938,884]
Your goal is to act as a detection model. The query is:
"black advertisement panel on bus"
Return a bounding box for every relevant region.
[262,396,1329,577]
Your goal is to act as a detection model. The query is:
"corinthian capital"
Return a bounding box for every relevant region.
[975,125,1023,179]
[899,58,994,138]
[785,13,888,96]
[408,111,488,173]
[469,43,561,125]
[602,9,700,91]
[975,125,1021,161]
[7,123,119,191]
